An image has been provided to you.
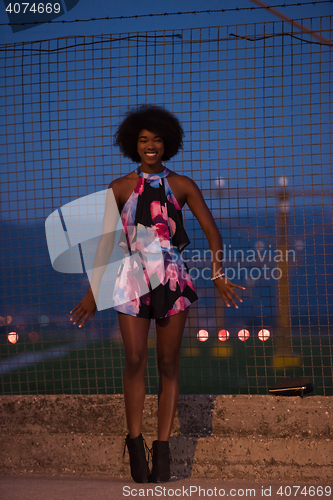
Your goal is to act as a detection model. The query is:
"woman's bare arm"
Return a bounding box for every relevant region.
[182,175,245,308]
[70,179,122,326]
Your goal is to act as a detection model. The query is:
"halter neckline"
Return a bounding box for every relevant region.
[136,166,169,180]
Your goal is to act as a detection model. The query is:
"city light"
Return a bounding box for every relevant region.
[278,176,288,187]
[238,329,250,341]
[214,177,225,188]
[40,315,49,326]
[8,332,18,344]
[0,315,12,325]
[258,329,271,341]
[218,329,230,342]
[197,329,209,342]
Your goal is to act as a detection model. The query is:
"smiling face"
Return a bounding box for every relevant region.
[137,129,165,171]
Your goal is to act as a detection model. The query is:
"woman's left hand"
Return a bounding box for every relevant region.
[213,277,245,309]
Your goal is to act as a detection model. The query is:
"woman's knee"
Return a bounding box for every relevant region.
[158,352,179,379]
[125,352,147,375]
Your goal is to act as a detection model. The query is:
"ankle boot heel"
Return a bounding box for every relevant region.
[149,440,170,483]
[123,434,150,483]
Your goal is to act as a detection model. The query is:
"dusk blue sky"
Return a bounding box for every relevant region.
[1,0,332,225]
[0,0,332,44]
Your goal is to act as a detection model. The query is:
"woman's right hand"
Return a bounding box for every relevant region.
[70,289,97,328]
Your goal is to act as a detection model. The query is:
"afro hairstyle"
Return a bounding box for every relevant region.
[114,105,184,163]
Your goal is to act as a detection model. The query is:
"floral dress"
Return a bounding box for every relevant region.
[112,166,198,318]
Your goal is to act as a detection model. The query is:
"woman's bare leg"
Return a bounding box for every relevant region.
[155,308,189,441]
[117,312,151,439]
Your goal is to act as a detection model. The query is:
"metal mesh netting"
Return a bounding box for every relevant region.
[0,16,332,395]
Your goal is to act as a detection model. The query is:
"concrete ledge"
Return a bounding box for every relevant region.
[0,395,332,481]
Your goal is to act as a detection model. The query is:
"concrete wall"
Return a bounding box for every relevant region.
[0,395,332,481]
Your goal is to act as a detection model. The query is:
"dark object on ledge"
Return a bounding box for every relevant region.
[269,377,314,397]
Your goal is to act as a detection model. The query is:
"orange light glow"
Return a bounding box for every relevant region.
[197,329,209,342]
[0,316,11,326]
[8,332,18,344]
[238,329,250,341]
[218,329,230,342]
[258,329,270,341]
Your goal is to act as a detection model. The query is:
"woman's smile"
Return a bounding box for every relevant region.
[137,129,164,170]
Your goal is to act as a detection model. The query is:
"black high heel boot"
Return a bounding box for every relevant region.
[149,440,170,483]
[123,434,150,483]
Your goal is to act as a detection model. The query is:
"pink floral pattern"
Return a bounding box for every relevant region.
[113,166,198,318]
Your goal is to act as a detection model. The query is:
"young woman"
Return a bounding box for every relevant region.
[70,105,244,483]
